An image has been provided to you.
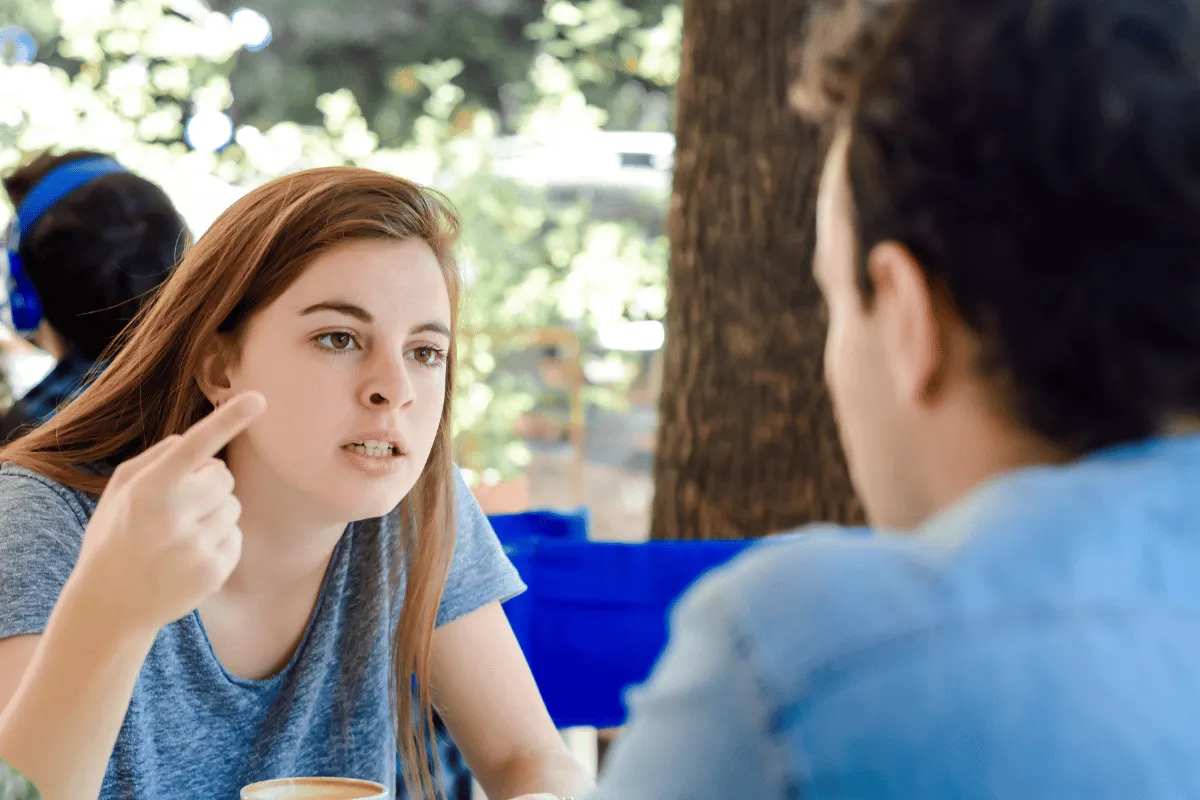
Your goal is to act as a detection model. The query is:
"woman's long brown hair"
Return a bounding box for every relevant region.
[0,167,461,799]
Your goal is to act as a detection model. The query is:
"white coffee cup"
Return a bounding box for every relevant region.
[240,776,389,800]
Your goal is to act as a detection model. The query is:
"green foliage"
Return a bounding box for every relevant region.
[202,0,679,143]
[524,0,679,129]
[0,0,677,481]
[209,0,547,145]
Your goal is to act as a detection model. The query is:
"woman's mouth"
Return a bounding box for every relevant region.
[343,440,402,458]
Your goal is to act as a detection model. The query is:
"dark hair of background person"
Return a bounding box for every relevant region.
[793,0,1200,455]
[4,149,190,360]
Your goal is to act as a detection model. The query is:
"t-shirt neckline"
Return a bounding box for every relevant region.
[189,524,354,691]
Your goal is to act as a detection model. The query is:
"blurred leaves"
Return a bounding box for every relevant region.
[208,0,679,142]
[0,0,675,480]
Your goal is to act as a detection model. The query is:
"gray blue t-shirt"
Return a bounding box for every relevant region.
[0,462,525,799]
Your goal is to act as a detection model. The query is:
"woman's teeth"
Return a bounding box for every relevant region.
[346,441,397,458]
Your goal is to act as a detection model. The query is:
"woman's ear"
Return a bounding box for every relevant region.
[195,334,235,406]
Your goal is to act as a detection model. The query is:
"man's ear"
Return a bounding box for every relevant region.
[867,241,944,405]
[195,333,236,406]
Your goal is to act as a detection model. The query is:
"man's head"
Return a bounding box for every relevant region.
[4,150,189,360]
[799,0,1200,528]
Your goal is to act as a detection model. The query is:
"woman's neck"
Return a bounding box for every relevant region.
[221,452,349,597]
[196,462,350,681]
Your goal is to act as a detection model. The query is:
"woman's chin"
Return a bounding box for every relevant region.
[331,481,418,522]
[273,455,420,524]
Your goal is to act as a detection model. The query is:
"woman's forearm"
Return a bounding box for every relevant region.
[487,749,595,800]
[0,575,155,800]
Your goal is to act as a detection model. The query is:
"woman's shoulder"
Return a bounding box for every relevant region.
[0,462,96,530]
[0,463,95,640]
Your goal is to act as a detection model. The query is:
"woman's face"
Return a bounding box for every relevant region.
[220,238,452,523]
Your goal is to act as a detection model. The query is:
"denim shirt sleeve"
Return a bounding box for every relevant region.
[587,568,788,800]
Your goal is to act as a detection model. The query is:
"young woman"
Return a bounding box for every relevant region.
[0,168,590,800]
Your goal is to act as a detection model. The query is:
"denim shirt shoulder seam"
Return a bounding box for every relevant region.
[724,587,809,799]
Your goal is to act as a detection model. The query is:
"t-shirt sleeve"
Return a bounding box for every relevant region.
[0,468,90,641]
[435,467,527,628]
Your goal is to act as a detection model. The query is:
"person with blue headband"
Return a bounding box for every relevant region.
[1,150,188,443]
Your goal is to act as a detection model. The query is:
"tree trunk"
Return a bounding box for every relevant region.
[651,0,864,540]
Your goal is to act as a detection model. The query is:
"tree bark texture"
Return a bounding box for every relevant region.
[651,0,865,540]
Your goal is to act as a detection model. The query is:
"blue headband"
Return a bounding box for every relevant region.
[5,156,128,332]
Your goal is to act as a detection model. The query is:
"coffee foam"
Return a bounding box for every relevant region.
[241,777,387,800]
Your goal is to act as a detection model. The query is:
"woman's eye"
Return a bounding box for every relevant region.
[410,346,445,366]
[317,332,358,351]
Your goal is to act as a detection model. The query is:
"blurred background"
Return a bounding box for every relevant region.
[0,0,862,547]
[0,0,680,541]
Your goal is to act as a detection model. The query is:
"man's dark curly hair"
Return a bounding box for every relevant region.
[794,0,1200,454]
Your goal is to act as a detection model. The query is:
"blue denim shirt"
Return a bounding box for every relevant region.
[591,435,1200,799]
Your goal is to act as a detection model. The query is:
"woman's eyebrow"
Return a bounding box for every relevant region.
[299,301,373,323]
[412,321,451,338]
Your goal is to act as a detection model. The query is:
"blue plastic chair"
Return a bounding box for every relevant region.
[491,507,589,663]
[490,507,590,544]
[501,535,756,729]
